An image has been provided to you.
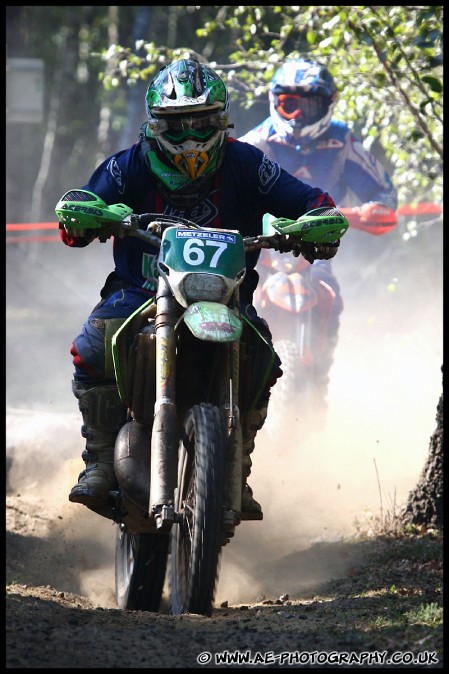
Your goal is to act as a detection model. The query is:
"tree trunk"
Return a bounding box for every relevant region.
[401,367,443,531]
[118,6,153,149]
[30,7,79,222]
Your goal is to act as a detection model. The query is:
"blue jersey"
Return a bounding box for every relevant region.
[63,137,335,296]
[239,119,397,212]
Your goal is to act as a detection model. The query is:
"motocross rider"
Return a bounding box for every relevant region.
[239,58,398,416]
[59,59,340,520]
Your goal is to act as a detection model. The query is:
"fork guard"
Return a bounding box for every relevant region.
[181,301,242,342]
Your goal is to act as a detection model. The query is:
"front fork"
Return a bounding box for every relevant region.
[150,277,243,534]
[150,278,178,530]
[222,338,243,536]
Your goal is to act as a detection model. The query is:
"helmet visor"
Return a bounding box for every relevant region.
[275,94,329,124]
[153,111,227,143]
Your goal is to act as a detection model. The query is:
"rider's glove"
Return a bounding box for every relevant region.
[301,240,340,264]
[60,223,117,242]
[276,236,297,254]
[96,225,115,242]
[60,223,96,241]
[315,240,340,259]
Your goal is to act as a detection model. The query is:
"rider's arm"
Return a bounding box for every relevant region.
[336,132,398,236]
[59,148,136,248]
[342,133,398,212]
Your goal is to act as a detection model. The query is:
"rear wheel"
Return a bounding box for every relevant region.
[115,526,169,611]
[170,403,225,616]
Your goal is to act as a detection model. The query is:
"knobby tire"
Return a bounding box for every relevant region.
[115,526,169,611]
[170,403,225,617]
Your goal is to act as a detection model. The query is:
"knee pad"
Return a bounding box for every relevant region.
[71,317,126,381]
[71,318,107,380]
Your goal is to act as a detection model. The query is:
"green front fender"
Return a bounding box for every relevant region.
[181,301,242,342]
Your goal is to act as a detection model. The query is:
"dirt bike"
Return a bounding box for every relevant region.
[254,202,398,436]
[55,190,349,616]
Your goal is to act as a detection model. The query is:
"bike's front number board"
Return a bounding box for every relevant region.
[161,228,246,279]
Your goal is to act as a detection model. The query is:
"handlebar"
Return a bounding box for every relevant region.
[110,215,315,257]
[243,233,308,255]
[55,190,348,260]
[120,203,441,251]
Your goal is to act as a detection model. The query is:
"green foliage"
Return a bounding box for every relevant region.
[6,6,442,221]
[370,601,443,628]
[405,602,443,626]
[99,6,442,206]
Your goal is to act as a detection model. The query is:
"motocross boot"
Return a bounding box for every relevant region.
[69,380,127,507]
[240,405,268,520]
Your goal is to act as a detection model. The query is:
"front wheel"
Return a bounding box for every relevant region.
[115,525,169,611]
[170,403,225,616]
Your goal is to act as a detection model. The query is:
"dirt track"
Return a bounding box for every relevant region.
[6,459,443,669]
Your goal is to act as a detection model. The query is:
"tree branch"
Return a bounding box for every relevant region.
[348,16,442,159]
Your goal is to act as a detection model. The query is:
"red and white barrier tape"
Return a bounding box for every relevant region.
[6,222,60,243]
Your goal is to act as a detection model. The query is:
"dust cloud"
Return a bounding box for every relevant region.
[6,222,443,608]
[6,412,117,608]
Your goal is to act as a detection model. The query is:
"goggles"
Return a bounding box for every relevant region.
[149,111,228,143]
[275,94,328,122]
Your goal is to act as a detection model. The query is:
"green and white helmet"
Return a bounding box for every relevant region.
[144,59,230,197]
